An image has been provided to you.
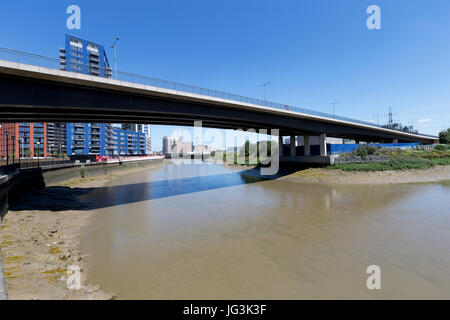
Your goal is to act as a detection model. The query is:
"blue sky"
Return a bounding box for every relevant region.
[1,0,449,151]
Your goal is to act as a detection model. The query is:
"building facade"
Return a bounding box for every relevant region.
[162,136,177,154]
[59,34,112,78]
[112,128,146,156]
[66,123,115,156]
[47,123,66,156]
[0,123,47,159]
[122,124,151,154]
[61,35,115,156]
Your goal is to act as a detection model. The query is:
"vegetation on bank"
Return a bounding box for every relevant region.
[439,128,450,144]
[328,145,450,171]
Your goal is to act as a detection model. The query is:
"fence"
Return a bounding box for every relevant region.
[0,158,72,174]
[0,46,437,139]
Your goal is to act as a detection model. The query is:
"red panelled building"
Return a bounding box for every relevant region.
[0,123,47,159]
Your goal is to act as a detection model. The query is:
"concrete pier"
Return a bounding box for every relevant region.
[319,134,327,156]
[279,135,284,157]
[304,135,311,156]
[290,135,296,157]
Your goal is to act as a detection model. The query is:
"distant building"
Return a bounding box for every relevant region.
[193,145,211,153]
[0,123,47,158]
[172,142,193,154]
[112,128,146,156]
[162,136,177,154]
[122,124,151,154]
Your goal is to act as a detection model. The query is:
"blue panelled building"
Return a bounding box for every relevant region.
[61,35,147,156]
[112,128,146,155]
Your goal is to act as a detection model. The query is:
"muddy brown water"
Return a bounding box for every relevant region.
[80,161,450,299]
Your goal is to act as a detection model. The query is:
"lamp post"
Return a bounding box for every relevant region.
[111,36,120,80]
[37,141,40,168]
[330,101,340,117]
[19,137,24,170]
[12,135,15,165]
[259,81,271,101]
[5,131,10,166]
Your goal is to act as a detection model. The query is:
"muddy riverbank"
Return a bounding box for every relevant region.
[0,162,162,300]
[280,165,450,185]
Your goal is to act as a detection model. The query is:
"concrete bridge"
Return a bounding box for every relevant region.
[0,57,439,160]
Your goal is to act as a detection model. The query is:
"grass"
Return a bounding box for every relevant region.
[327,146,450,171]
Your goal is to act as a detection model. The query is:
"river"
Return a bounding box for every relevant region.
[80,161,450,299]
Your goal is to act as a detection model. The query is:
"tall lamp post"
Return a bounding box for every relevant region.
[19,137,24,170]
[37,141,40,168]
[259,81,271,101]
[330,101,340,117]
[111,36,120,80]
[5,131,10,166]
[12,135,15,165]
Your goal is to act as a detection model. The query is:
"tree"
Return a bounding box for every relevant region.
[439,128,450,144]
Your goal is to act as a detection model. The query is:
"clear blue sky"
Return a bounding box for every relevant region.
[1,0,449,151]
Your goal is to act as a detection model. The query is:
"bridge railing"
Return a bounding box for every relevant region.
[0,47,437,139]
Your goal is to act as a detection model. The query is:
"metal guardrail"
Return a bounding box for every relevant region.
[0,46,438,139]
[0,158,72,173]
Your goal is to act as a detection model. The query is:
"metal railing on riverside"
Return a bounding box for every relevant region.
[0,158,72,173]
[0,46,438,139]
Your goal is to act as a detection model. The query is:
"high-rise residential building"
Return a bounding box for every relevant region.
[122,124,151,154]
[112,128,146,156]
[66,123,114,156]
[0,123,47,159]
[60,35,114,156]
[46,123,66,156]
[162,136,177,154]
[59,34,112,78]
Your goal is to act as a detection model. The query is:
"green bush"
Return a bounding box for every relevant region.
[435,144,449,151]
[353,145,379,157]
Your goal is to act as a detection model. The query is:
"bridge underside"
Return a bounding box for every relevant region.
[0,74,436,144]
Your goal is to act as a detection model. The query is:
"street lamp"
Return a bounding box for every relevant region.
[259,81,271,101]
[111,36,120,80]
[37,141,40,168]
[12,135,15,165]
[5,131,10,166]
[19,137,24,170]
[330,101,340,117]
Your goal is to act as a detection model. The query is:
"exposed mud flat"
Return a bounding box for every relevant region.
[0,163,162,300]
[282,165,450,185]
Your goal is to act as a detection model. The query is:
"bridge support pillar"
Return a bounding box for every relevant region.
[304,135,311,156]
[320,133,327,156]
[290,135,296,157]
[279,135,284,157]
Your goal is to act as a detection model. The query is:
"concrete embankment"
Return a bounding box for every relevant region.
[0,172,17,300]
[0,157,163,300]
